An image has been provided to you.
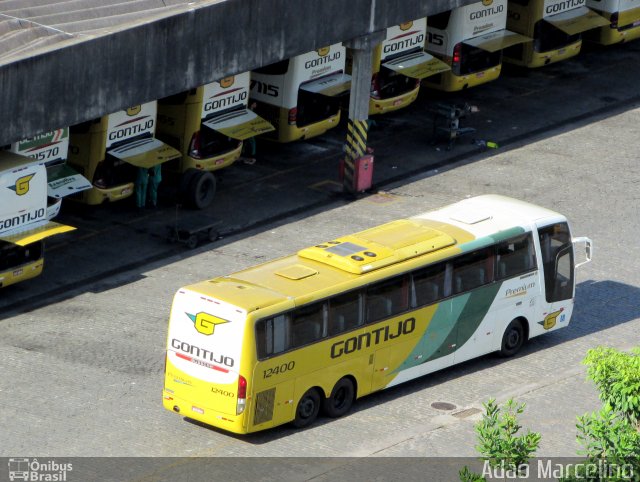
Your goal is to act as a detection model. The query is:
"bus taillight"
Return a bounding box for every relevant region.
[188,131,202,159]
[370,74,381,99]
[287,107,297,125]
[236,375,247,415]
[452,43,462,75]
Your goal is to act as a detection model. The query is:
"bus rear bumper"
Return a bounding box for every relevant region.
[423,67,501,92]
[163,391,248,434]
[180,144,242,172]
[0,261,43,288]
[369,87,419,115]
[505,41,581,68]
[74,184,135,205]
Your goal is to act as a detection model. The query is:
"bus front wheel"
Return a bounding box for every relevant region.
[323,377,355,418]
[500,319,525,357]
[292,388,321,428]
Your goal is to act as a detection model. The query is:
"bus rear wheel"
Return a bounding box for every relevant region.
[292,388,321,428]
[323,378,355,418]
[500,319,525,357]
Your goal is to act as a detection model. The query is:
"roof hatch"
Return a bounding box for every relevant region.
[298,219,456,274]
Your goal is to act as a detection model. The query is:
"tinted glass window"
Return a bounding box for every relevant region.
[291,302,325,347]
[328,291,362,335]
[256,314,290,359]
[366,275,409,323]
[452,248,494,294]
[412,263,446,307]
[496,233,537,279]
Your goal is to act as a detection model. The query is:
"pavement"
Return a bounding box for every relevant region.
[0,40,639,482]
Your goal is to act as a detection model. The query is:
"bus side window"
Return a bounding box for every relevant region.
[291,302,325,348]
[366,275,410,323]
[328,290,362,335]
[451,248,494,294]
[496,233,536,279]
[411,263,446,307]
[256,314,290,359]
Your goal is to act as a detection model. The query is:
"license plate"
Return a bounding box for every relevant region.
[393,99,403,106]
[476,71,485,78]
[558,48,566,54]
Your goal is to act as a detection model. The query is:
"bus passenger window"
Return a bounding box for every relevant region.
[256,314,290,359]
[366,275,409,323]
[328,291,362,335]
[496,233,536,279]
[452,248,494,294]
[291,302,325,347]
[411,263,446,307]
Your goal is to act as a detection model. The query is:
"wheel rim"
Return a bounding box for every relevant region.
[506,328,521,349]
[333,387,347,409]
[299,397,315,419]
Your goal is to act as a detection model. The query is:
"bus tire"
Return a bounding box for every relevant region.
[292,388,321,428]
[187,171,216,210]
[499,319,525,357]
[323,377,355,418]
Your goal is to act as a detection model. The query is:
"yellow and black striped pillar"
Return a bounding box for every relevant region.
[343,118,369,191]
[343,31,384,195]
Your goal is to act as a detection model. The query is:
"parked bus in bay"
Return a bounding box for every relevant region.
[347,18,450,115]
[584,0,640,44]
[504,0,609,67]
[0,151,75,288]
[162,195,592,434]
[6,128,91,219]
[157,72,274,208]
[423,0,532,91]
[250,44,352,143]
[66,102,181,205]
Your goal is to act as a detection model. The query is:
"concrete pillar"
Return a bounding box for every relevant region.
[342,30,385,195]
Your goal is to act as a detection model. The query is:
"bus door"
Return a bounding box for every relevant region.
[535,221,576,332]
[7,128,92,219]
[105,102,181,174]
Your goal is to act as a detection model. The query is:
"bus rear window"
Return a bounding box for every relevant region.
[458,44,502,75]
[533,20,580,52]
[295,89,342,127]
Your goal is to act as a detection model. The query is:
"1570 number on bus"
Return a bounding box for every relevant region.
[263,361,295,379]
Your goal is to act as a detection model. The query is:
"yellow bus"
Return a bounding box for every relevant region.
[504,0,609,67]
[584,0,640,44]
[67,102,181,205]
[162,195,592,434]
[157,72,274,208]
[250,45,352,143]
[347,18,450,115]
[0,151,75,288]
[423,0,532,91]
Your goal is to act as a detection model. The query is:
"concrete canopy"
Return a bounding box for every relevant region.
[0,0,475,146]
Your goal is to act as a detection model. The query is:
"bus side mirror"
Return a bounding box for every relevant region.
[572,237,593,268]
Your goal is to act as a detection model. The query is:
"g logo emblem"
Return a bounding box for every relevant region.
[219,76,235,88]
[399,21,413,31]
[188,312,230,336]
[126,105,142,116]
[482,0,493,5]
[317,46,330,57]
[14,173,35,196]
